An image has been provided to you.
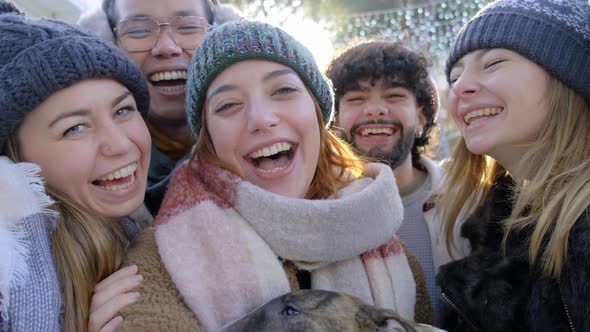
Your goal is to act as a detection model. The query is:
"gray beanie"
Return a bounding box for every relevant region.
[446,0,590,102]
[0,6,150,151]
[186,20,334,136]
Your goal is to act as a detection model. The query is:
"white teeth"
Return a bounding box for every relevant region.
[257,165,289,174]
[250,142,293,159]
[150,70,188,82]
[464,107,503,124]
[97,163,137,181]
[360,127,393,136]
[101,174,136,191]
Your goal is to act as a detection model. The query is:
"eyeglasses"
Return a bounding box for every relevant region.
[114,16,208,52]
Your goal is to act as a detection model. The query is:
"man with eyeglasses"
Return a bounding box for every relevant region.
[95,0,240,214]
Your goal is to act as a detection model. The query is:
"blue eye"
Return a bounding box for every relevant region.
[63,124,85,137]
[114,106,135,118]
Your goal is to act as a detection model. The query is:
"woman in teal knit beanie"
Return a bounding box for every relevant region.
[116,19,436,331]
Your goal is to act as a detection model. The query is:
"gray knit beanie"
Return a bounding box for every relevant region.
[186,20,334,135]
[446,0,590,102]
[0,6,149,151]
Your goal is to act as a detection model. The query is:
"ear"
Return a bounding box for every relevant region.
[355,302,416,332]
[415,106,427,134]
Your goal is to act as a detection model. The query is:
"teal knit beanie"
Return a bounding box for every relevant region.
[186,20,334,135]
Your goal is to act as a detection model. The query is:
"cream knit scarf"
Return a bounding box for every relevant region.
[154,158,416,331]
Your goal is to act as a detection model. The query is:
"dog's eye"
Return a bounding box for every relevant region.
[281,305,300,316]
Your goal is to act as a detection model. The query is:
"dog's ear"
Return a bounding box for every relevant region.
[355,302,417,332]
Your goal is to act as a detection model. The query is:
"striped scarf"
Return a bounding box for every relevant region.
[154,158,416,331]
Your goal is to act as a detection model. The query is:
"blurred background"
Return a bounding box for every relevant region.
[10,0,493,159]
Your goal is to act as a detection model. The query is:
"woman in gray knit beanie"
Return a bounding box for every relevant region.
[112,19,442,332]
[435,0,590,331]
[0,3,152,332]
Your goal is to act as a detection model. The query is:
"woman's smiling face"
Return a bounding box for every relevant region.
[18,79,151,220]
[205,60,321,198]
[448,48,551,169]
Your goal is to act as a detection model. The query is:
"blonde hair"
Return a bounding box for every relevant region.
[6,134,129,332]
[193,100,366,199]
[439,78,590,278]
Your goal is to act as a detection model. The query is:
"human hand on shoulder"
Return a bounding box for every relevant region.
[88,265,143,332]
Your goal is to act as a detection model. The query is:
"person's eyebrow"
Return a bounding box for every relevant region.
[348,81,372,92]
[452,49,492,72]
[112,91,132,108]
[207,84,239,101]
[207,69,297,101]
[48,109,90,128]
[123,13,148,19]
[124,10,198,20]
[383,81,410,90]
[48,91,132,128]
[174,10,199,17]
[262,68,297,82]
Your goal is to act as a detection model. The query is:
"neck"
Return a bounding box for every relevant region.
[147,116,194,147]
[489,145,530,181]
[393,155,419,191]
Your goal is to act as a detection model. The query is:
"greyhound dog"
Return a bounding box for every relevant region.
[219,290,444,332]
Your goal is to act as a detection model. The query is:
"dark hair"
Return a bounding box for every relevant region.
[102,0,214,31]
[326,40,438,169]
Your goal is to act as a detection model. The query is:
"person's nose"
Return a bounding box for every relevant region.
[99,121,134,157]
[362,97,389,118]
[247,98,280,135]
[150,26,182,58]
[451,70,481,98]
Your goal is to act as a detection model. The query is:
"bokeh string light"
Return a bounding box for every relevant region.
[330,0,491,70]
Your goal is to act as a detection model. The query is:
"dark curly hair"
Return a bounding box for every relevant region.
[325,40,438,170]
[102,0,214,31]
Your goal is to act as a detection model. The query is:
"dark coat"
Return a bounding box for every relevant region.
[436,176,590,332]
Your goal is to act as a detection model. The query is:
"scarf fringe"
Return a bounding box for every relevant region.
[0,157,56,322]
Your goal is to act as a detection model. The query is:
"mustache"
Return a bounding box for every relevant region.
[347,119,404,137]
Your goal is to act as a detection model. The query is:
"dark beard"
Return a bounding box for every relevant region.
[342,120,415,169]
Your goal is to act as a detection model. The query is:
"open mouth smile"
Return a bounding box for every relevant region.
[356,126,396,137]
[92,162,138,191]
[247,142,296,174]
[149,70,187,93]
[463,107,504,126]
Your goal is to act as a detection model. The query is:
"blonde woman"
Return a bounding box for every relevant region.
[0,5,152,332]
[436,0,590,331]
